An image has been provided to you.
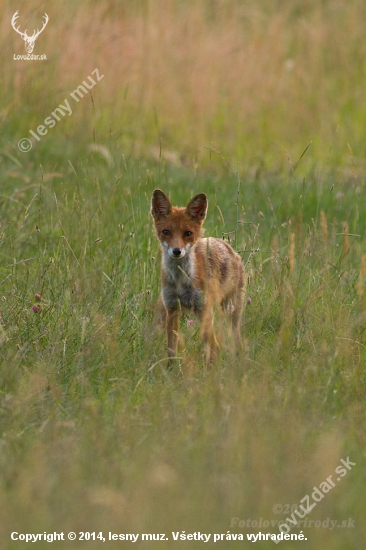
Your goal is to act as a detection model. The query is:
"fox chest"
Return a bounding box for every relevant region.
[162,282,203,312]
[161,261,203,312]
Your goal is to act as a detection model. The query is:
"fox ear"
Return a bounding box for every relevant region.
[151,189,172,218]
[186,193,207,221]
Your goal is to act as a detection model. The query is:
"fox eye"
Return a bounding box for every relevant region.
[184,231,193,237]
[162,229,170,236]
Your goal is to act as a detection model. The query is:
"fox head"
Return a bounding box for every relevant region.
[151,189,207,259]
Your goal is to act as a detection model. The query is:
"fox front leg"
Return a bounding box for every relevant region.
[166,308,180,368]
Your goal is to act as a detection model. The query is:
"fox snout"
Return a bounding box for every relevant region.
[163,242,191,259]
[172,247,183,258]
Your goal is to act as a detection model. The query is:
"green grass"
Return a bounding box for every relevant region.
[0,145,365,548]
[1,0,366,547]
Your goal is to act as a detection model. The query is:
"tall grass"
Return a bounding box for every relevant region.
[0,0,365,548]
[0,154,365,547]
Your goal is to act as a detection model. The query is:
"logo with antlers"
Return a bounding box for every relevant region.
[11,11,49,54]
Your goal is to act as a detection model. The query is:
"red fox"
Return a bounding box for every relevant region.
[151,189,246,367]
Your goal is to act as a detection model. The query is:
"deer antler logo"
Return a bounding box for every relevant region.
[11,11,49,54]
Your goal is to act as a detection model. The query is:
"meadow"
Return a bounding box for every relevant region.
[0,0,365,548]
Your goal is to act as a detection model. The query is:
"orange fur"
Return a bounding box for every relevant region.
[151,189,246,367]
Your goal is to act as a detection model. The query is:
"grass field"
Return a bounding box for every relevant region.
[1,0,366,548]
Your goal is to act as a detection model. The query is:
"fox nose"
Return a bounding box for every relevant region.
[172,248,181,257]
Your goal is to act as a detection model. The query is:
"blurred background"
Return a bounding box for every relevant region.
[3,0,366,172]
